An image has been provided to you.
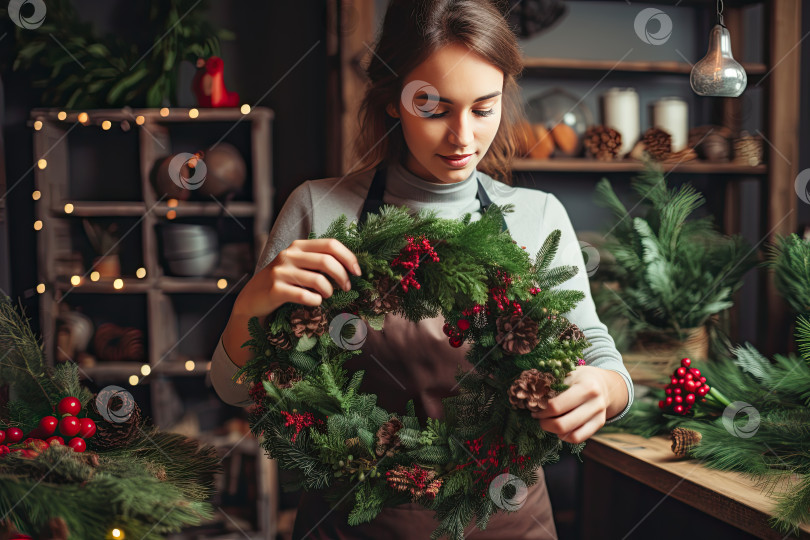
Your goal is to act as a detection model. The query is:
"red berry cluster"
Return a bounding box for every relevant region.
[442,318,470,348]
[0,397,96,458]
[281,410,326,443]
[658,358,710,415]
[390,235,440,292]
[487,270,522,315]
[455,435,530,494]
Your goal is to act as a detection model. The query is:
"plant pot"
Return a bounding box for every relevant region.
[622,326,709,388]
[92,254,121,279]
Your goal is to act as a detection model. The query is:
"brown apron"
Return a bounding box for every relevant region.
[292,168,558,539]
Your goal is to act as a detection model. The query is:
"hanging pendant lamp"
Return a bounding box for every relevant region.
[690,0,747,97]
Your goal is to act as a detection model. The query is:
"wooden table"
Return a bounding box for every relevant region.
[582,433,810,540]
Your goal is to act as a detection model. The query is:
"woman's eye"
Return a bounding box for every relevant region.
[426,109,495,119]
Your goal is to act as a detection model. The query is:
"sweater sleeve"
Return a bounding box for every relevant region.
[541,194,633,423]
[210,182,315,407]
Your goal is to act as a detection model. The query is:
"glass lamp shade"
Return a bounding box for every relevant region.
[690,24,747,97]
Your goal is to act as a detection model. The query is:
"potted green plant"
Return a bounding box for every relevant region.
[594,165,757,385]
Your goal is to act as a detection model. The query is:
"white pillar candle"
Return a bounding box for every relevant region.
[652,97,689,152]
[602,88,640,157]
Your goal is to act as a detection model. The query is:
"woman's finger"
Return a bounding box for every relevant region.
[275,266,335,299]
[293,238,361,277]
[282,250,353,291]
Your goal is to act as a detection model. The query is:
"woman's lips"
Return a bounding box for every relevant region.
[439,153,474,167]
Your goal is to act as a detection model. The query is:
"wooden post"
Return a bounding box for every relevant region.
[764,0,801,354]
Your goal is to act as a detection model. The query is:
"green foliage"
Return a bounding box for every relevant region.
[766,234,810,317]
[609,317,810,534]
[3,0,233,108]
[245,204,591,538]
[0,297,221,536]
[594,165,756,337]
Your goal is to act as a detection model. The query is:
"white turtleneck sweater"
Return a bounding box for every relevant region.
[210,163,633,422]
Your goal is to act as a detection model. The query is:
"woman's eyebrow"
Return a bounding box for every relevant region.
[416,91,502,104]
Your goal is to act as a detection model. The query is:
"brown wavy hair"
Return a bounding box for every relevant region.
[352,0,525,184]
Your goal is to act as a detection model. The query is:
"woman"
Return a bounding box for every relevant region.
[211,0,632,537]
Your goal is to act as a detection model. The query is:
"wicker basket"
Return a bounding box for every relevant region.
[622,326,709,388]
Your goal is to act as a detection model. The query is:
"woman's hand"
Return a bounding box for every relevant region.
[222,238,361,367]
[233,238,362,319]
[531,366,628,444]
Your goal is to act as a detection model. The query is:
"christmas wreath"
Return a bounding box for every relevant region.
[0,298,220,539]
[237,204,592,539]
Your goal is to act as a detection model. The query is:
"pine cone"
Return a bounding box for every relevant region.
[267,362,302,389]
[558,323,585,342]
[671,427,702,457]
[267,330,293,351]
[583,125,622,161]
[289,306,329,339]
[375,417,403,457]
[642,127,672,161]
[495,312,539,355]
[386,464,443,500]
[368,275,402,315]
[87,393,143,450]
[508,369,558,412]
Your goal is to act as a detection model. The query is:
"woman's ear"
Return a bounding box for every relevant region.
[386,102,400,119]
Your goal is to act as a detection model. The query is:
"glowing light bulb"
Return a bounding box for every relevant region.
[140,364,151,376]
[34,120,43,130]
[113,278,123,290]
[37,159,47,169]
[57,111,67,121]
[78,112,89,124]
[189,108,199,119]
[90,271,100,282]
[217,279,227,289]
[36,283,45,294]
[70,275,81,286]
[32,190,41,201]
[159,108,170,117]
[64,203,74,214]
[129,375,139,386]
[136,267,146,279]
[185,360,195,371]
[102,120,112,130]
[135,115,145,125]
[240,104,251,114]
[34,220,43,231]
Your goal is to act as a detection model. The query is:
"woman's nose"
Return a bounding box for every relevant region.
[447,113,473,148]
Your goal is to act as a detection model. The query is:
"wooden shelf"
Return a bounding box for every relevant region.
[521,57,768,77]
[157,277,242,294]
[30,107,274,124]
[78,360,211,379]
[512,158,768,174]
[54,277,151,294]
[54,200,257,218]
[153,201,256,218]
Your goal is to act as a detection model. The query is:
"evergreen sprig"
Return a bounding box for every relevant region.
[0,298,221,537]
[766,234,810,317]
[594,165,757,339]
[240,204,591,538]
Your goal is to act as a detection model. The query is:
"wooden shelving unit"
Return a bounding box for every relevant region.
[32,105,278,539]
[31,105,273,393]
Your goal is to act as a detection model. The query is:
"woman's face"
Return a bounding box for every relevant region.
[388,43,504,184]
